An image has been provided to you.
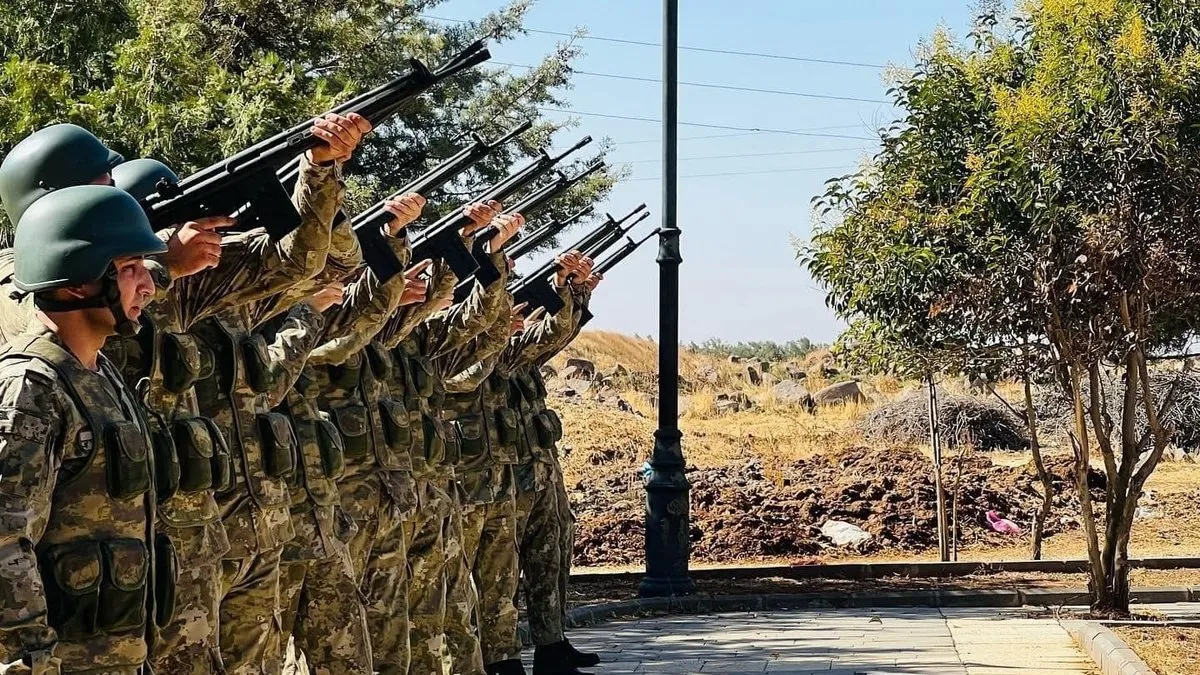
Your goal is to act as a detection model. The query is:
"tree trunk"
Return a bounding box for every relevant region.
[1022,370,1052,561]
[1067,361,1108,609]
[927,376,950,562]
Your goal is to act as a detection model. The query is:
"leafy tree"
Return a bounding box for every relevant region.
[687,337,821,362]
[804,0,1200,614]
[0,0,618,239]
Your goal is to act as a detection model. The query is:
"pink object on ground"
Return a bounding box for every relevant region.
[985,510,1022,535]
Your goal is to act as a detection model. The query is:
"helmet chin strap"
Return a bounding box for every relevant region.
[33,265,141,337]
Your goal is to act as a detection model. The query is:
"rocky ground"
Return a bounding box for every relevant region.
[547,332,1200,571]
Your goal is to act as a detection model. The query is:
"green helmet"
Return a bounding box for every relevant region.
[112,158,178,203]
[0,124,125,225]
[14,185,165,293]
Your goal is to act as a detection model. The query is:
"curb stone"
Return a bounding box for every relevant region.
[1065,621,1157,675]
[517,585,1197,645]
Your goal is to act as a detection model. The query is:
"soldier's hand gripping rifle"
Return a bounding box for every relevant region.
[507,205,595,260]
[458,159,606,293]
[409,136,593,281]
[348,121,532,283]
[509,205,649,313]
[140,41,491,239]
[577,227,661,327]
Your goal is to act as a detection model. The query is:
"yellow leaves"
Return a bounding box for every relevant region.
[1112,12,1152,68]
[994,85,1059,143]
[965,153,984,173]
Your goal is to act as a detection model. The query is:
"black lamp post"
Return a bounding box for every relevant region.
[639,0,693,599]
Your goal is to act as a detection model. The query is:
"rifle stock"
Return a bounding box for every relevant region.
[142,42,491,239]
[351,120,532,283]
[411,135,593,280]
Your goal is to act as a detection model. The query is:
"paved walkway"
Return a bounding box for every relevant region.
[557,607,1097,674]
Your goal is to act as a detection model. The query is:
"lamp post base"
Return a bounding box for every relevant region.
[640,429,693,598]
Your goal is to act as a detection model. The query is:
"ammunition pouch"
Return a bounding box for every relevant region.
[495,408,520,446]
[455,415,485,459]
[160,332,210,395]
[421,414,446,465]
[153,534,177,629]
[241,334,275,394]
[105,421,152,500]
[377,399,414,470]
[43,539,148,638]
[203,418,234,493]
[515,372,539,402]
[329,354,363,390]
[315,416,346,482]
[150,422,180,503]
[443,418,462,466]
[532,410,562,449]
[365,343,393,383]
[413,358,434,398]
[172,418,216,494]
[256,413,296,479]
[331,405,370,461]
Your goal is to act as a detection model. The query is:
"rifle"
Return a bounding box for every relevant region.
[467,159,606,288]
[507,205,594,260]
[577,228,661,327]
[141,41,491,239]
[350,121,532,283]
[509,205,649,313]
[410,136,593,281]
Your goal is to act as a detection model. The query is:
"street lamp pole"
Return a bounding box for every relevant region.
[640,0,693,598]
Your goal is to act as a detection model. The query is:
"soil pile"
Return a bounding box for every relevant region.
[571,446,1105,567]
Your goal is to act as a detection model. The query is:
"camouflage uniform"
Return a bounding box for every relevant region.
[500,284,580,647]
[273,232,412,675]
[0,324,158,674]
[397,251,511,675]
[189,160,348,675]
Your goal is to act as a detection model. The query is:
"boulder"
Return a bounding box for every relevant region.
[728,355,742,364]
[742,364,762,386]
[785,365,807,381]
[715,391,754,414]
[761,372,780,387]
[813,380,868,407]
[821,363,841,379]
[759,360,772,374]
[772,381,814,412]
[540,364,558,380]
[557,379,593,398]
[603,363,630,380]
[697,365,719,384]
[563,358,595,380]
[820,520,873,548]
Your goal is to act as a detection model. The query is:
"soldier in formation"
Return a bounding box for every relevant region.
[0,114,618,675]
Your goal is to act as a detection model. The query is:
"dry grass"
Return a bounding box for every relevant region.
[1113,627,1200,675]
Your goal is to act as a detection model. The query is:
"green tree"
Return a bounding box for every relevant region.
[804,0,1200,614]
[0,0,618,238]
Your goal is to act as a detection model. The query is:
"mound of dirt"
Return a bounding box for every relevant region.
[571,447,1105,568]
[859,391,1028,451]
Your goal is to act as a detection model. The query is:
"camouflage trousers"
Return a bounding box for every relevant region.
[514,466,566,646]
[341,473,410,675]
[552,460,574,626]
[461,494,521,666]
[278,556,373,675]
[153,557,224,674]
[443,481,484,675]
[403,477,453,675]
[220,546,284,675]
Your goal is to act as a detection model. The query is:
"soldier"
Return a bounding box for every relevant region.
[0,185,167,673]
[268,193,426,675]
[185,114,371,675]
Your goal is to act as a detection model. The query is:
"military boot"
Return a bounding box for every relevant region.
[533,642,592,675]
[564,638,600,668]
[486,658,528,675]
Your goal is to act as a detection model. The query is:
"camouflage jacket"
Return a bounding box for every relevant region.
[0,324,157,671]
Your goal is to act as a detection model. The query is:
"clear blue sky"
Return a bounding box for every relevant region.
[435,0,976,344]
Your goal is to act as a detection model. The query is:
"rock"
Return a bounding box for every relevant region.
[728,355,742,364]
[821,363,841,379]
[603,363,630,380]
[813,380,868,407]
[563,358,596,380]
[743,364,762,386]
[558,379,593,398]
[761,373,779,387]
[785,365,807,381]
[715,391,754,414]
[540,364,558,380]
[697,365,719,384]
[772,381,814,412]
[820,520,873,547]
[759,360,772,374]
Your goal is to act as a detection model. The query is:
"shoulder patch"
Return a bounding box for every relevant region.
[0,408,51,444]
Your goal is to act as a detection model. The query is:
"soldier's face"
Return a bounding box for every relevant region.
[113,256,154,322]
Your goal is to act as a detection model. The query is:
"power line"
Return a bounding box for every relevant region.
[493,61,888,104]
[614,126,868,145]
[619,147,868,164]
[421,14,886,69]
[536,107,878,141]
[626,165,857,182]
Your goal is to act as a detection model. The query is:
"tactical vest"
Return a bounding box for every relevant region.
[443,370,517,504]
[102,312,232,559]
[2,335,172,667]
[513,366,563,460]
[281,372,344,510]
[390,338,453,476]
[190,314,296,552]
[317,343,414,478]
